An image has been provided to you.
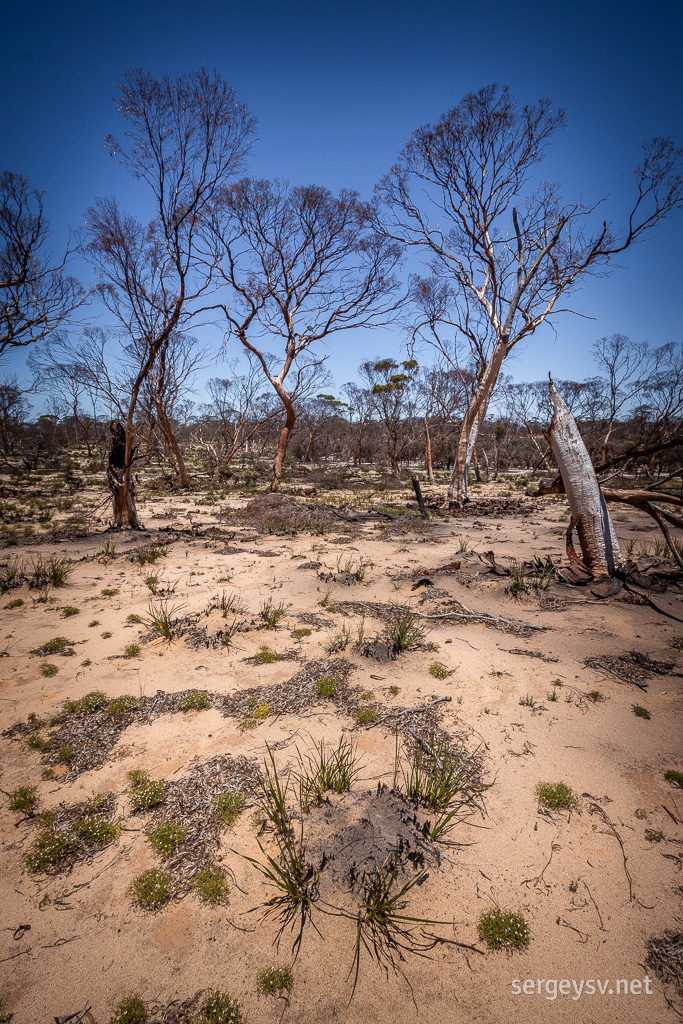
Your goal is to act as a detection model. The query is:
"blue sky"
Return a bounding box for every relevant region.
[2,0,682,407]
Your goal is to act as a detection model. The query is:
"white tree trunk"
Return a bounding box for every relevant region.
[546,376,622,578]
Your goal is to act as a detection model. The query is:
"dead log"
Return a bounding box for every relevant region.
[545,376,622,579]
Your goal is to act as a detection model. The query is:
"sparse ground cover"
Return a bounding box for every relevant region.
[0,461,681,1024]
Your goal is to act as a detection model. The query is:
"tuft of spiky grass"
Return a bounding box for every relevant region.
[386,609,428,653]
[536,781,581,813]
[213,792,245,828]
[101,587,119,597]
[257,966,293,996]
[143,574,160,595]
[107,695,138,717]
[196,991,242,1024]
[0,556,23,593]
[400,735,481,840]
[292,627,311,638]
[259,597,289,629]
[178,691,211,711]
[295,737,360,813]
[129,780,165,812]
[478,908,530,949]
[632,704,651,720]
[221,617,240,649]
[587,690,603,702]
[28,554,73,589]
[135,543,167,566]
[194,865,229,904]
[145,599,182,641]
[61,606,80,618]
[109,993,147,1024]
[26,734,50,751]
[9,786,37,813]
[124,644,141,658]
[507,560,529,598]
[212,591,245,617]
[148,820,187,856]
[325,622,351,653]
[128,868,174,910]
[57,744,75,763]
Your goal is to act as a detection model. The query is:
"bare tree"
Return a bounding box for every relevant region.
[0,376,30,454]
[1,171,85,357]
[206,179,401,491]
[377,84,683,505]
[87,68,255,527]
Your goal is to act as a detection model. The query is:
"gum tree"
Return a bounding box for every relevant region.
[377,84,683,505]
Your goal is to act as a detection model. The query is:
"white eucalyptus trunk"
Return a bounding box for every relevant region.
[546,376,622,578]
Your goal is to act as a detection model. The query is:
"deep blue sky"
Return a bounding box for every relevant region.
[2,0,682,408]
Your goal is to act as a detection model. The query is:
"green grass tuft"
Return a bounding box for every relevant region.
[478,908,531,949]
[128,868,174,910]
[9,786,38,812]
[124,644,141,658]
[536,781,581,812]
[315,675,338,698]
[129,780,165,812]
[148,820,187,856]
[178,691,211,711]
[354,707,377,725]
[194,865,229,904]
[109,993,148,1024]
[664,769,683,788]
[213,792,246,827]
[429,662,448,680]
[254,644,282,664]
[257,966,293,996]
[41,663,58,677]
[632,705,651,719]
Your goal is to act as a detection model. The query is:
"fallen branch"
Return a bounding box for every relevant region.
[589,803,634,901]
[407,599,547,632]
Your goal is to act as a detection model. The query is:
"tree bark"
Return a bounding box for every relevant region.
[546,376,621,578]
[269,391,296,492]
[424,417,435,482]
[155,398,191,488]
[108,421,140,529]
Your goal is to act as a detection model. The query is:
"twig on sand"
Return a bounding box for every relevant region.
[370,695,452,728]
[407,599,547,632]
[522,842,561,890]
[589,803,634,901]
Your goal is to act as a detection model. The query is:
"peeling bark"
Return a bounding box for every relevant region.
[546,376,621,578]
[108,420,140,529]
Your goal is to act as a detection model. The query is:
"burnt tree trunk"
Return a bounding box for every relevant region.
[546,376,621,578]
[108,421,140,529]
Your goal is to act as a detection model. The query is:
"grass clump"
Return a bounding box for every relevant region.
[9,786,37,813]
[214,792,246,827]
[212,591,245,617]
[292,627,311,638]
[61,606,80,619]
[399,734,481,840]
[536,781,581,813]
[58,744,75,763]
[76,816,121,844]
[178,691,211,711]
[259,597,289,629]
[101,587,119,597]
[664,769,683,788]
[107,695,138,717]
[29,554,73,588]
[124,644,141,658]
[197,991,242,1024]
[109,993,147,1024]
[354,707,377,725]
[257,966,293,996]
[88,619,100,627]
[26,734,50,751]
[127,769,150,788]
[478,908,531,950]
[146,599,182,641]
[135,543,167,565]
[194,865,229,904]
[315,675,339,698]
[587,690,603,702]
[254,644,282,664]
[296,737,360,811]
[148,820,188,856]
[429,662,448,680]
[6,597,24,609]
[386,609,428,652]
[126,613,143,624]
[632,704,651,719]
[128,868,174,910]
[41,663,58,677]
[25,830,76,872]
[129,780,165,812]
[389,685,400,696]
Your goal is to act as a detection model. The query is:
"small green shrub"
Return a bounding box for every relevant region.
[197,991,242,1024]
[478,908,531,949]
[109,993,148,1024]
[26,734,50,751]
[361,690,375,701]
[389,685,400,696]
[536,781,581,813]
[213,792,245,827]
[58,744,75,763]
[127,769,150,788]
[178,691,211,711]
[9,786,37,812]
[101,587,119,597]
[129,780,165,811]
[257,966,293,996]
[81,659,92,667]
[429,662,448,680]
[587,690,603,702]
[292,627,311,638]
[664,769,683,788]
[194,865,229,904]
[386,609,427,652]
[126,613,143,624]
[135,544,167,566]
[39,636,74,655]
[88,620,100,627]
[107,695,138,717]
[41,663,58,677]
[354,707,377,725]
[632,705,651,720]
[101,631,112,638]
[254,645,282,664]
[315,675,338,698]
[64,691,107,714]
[76,816,121,844]
[128,868,174,910]
[6,598,24,608]
[61,606,80,618]
[25,829,75,872]
[148,820,187,856]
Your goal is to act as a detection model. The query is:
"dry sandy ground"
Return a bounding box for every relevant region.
[1,488,681,1024]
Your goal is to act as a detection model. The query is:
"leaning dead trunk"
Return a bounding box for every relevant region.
[269,390,296,493]
[108,421,140,529]
[546,376,621,578]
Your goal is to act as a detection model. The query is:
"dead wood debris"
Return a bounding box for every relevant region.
[585,650,678,691]
[645,930,683,1006]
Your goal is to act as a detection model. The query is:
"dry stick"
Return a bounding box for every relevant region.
[407,601,547,632]
[586,659,648,691]
[370,695,452,728]
[622,584,683,624]
[0,946,32,964]
[500,647,559,663]
[522,841,561,889]
[583,880,606,931]
[420,931,485,955]
[558,918,590,943]
[589,803,634,901]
